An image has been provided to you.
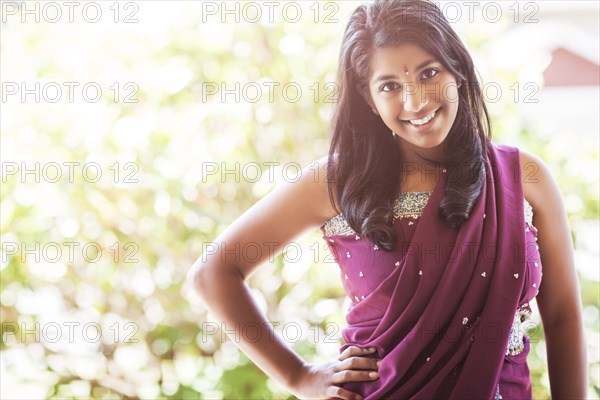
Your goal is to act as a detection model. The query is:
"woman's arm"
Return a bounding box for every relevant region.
[187,157,379,399]
[520,149,588,399]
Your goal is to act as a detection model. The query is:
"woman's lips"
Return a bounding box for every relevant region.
[402,107,441,132]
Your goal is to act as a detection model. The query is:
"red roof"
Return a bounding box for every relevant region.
[543,47,600,87]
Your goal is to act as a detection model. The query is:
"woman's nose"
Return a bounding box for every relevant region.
[402,83,429,113]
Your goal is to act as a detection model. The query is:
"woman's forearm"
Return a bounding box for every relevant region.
[544,319,588,399]
[189,263,306,390]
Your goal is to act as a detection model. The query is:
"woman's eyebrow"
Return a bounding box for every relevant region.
[371,59,437,85]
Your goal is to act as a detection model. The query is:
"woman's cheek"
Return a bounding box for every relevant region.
[443,80,461,101]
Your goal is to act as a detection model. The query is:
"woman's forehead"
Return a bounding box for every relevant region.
[369,45,437,75]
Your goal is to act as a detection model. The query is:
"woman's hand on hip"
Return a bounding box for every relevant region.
[288,345,381,400]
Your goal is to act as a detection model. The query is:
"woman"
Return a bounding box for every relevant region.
[187,0,587,399]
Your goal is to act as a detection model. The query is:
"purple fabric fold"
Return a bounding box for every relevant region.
[336,142,527,399]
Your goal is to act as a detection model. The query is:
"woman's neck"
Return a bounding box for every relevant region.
[395,135,444,192]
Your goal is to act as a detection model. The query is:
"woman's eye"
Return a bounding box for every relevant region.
[421,68,439,80]
[380,82,400,92]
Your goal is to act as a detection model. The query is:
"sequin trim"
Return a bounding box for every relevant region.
[495,383,503,400]
[393,191,433,219]
[524,199,533,226]
[323,192,535,237]
[323,191,432,237]
[505,306,532,356]
[324,213,356,236]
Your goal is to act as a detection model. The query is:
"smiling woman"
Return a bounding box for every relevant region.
[329,0,492,247]
[187,1,588,399]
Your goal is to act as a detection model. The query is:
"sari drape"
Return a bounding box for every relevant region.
[324,143,528,399]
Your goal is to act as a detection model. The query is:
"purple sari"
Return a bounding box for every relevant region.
[320,143,542,399]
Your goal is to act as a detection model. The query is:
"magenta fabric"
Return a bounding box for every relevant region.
[320,142,543,399]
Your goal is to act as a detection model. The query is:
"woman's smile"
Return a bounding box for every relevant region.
[400,106,442,132]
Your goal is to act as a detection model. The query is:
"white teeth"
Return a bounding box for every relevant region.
[409,110,436,126]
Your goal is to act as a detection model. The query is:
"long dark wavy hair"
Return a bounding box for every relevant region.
[326,0,492,251]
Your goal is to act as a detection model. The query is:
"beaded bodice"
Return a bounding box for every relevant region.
[323,191,534,236]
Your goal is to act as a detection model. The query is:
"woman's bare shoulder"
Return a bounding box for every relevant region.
[303,155,341,224]
[517,147,570,233]
[237,154,340,231]
[200,155,342,280]
[517,147,550,211]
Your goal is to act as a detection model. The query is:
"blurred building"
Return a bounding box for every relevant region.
[504,1,599,136]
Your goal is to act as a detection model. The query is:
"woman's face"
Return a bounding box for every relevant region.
[361,43,460,153]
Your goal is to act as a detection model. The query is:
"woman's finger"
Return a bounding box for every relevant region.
[339,346,376,361]
[331,369,379,385]
[335,356,380,372]
[325,384,364,400]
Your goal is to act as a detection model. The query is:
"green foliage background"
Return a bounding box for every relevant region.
[1,1,598,399]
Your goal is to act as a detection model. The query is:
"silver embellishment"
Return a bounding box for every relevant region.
[322,191,432,236]
[395,261,400,267]
[481,272,486,277]
[393,191,434,220]
[495,384,503,400]
[359,271,364,277]
[524,199,533,226]
[506,307,532,356]
[324,213,356,236]
[462,317,469,325]
[513,273,519,279]
[323,195,537,237]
